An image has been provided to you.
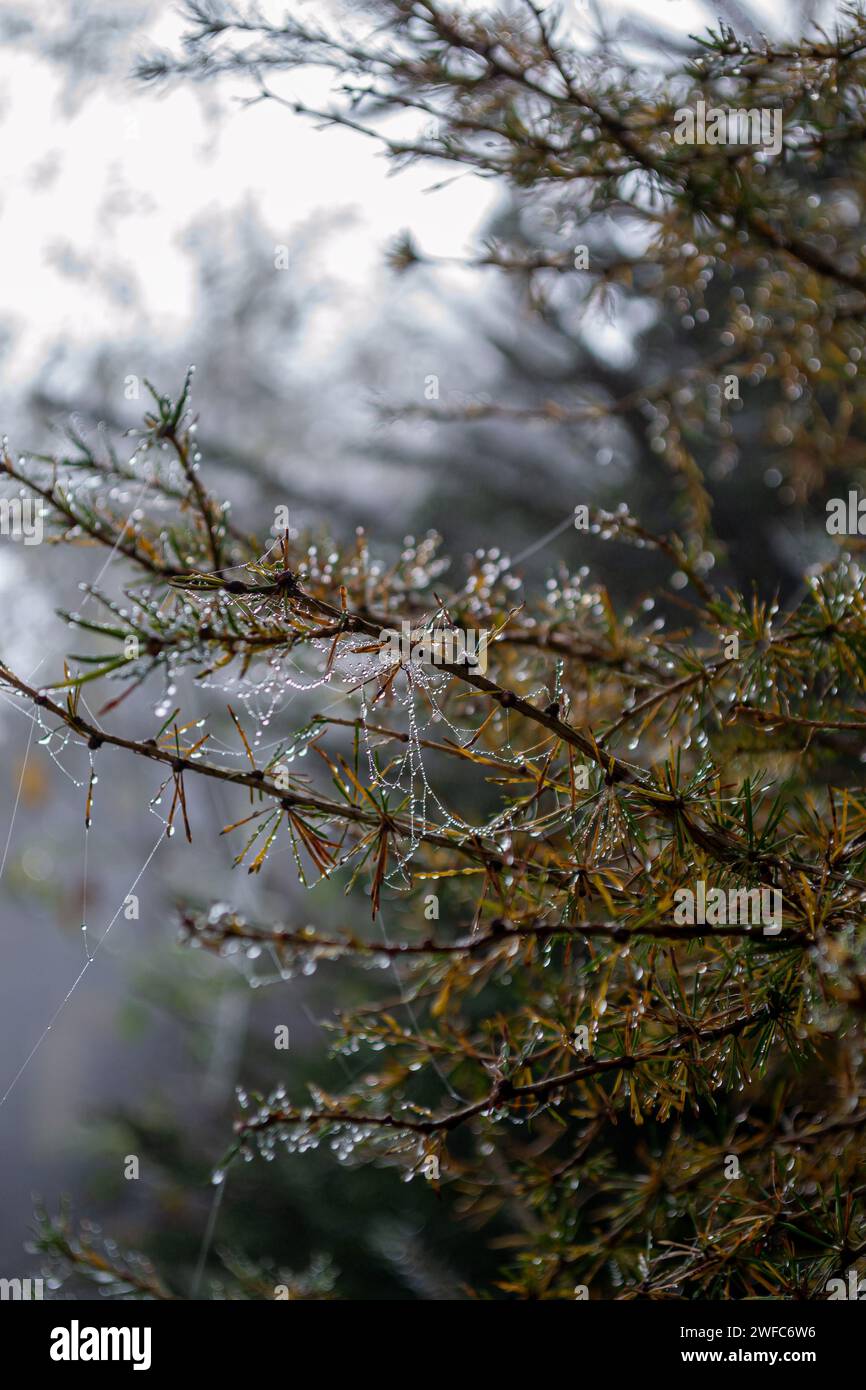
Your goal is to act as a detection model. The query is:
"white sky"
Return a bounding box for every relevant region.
[0,0,807,398]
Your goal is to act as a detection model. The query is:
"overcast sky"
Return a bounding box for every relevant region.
[0,0,807,401]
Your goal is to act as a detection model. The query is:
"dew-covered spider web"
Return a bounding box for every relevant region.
[0,416,590,1279]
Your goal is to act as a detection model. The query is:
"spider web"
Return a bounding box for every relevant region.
[0,480,579,1282]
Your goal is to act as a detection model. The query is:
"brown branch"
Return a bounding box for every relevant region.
[183,909,809,957]
[235,1003,775,1141]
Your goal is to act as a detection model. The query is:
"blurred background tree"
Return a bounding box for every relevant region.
[134,0,861,599]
